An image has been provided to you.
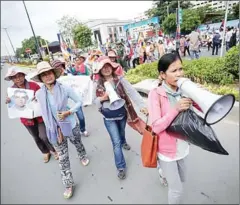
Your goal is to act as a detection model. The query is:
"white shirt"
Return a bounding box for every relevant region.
[226,30,233,42]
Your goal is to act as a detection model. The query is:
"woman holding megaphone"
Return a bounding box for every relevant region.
[147,51,202,204]
[93,56,148,180]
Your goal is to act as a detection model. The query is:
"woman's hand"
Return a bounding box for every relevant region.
[99,92,109,102]
[140,107,148,116]
[5,97,11,104]
[57,111,71,121]
[176,98,193,112]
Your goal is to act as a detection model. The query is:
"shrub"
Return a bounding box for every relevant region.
[126,57,235,85]
[205,84,239,101]
[43,56,50,62]
[224,45,239,80]
[183,57,234,85]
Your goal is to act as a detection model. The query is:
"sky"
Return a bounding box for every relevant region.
[1,1,153,56]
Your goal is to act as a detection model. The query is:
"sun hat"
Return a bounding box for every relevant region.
[4,66,27,81]
[50,59,66,69]
[107,50,117,58]
[30,61,62,83]
[92,56,118,74]
[77,53,88,60]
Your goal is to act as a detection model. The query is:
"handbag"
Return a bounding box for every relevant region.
[141,116,158,168]
[100,78,126,119]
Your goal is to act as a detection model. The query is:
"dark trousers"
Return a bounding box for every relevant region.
[212,43,219,55]
[132,57,139,68]
[25,121,55,154]
[207,42,212,51]
[183,46,190,57]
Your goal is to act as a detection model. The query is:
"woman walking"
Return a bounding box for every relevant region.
[31,61,90,199]
[93,56,147,180]
[147,52,202,204]
[51,59,90,137]
[4,66,58,163]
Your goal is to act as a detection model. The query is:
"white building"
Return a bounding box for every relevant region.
[83,18,133,45]
[191,1,239,13]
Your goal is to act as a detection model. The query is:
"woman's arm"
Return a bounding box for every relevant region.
[65,86,82,113]
[148,89,179,135]
[120,77,145,109]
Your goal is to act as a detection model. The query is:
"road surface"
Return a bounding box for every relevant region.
[1,64,239,204]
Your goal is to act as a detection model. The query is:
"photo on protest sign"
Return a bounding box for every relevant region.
[7,88,42,119]
[57,76,93,106]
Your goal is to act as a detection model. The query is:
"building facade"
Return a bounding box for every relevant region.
[191,1,238,13]
[83,18,132,45]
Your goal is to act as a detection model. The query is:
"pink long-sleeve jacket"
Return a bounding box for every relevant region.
[148,86,201,159]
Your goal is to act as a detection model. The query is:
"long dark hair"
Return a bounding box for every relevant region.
[157,51,182,86]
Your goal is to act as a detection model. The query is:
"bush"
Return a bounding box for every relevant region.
[126,57,235,85]
[205,84,239,101]
[43,56,50,62]
[224,45,239,80]
[183,57,234,85]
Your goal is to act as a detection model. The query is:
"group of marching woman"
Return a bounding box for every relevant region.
[5,49,199,204]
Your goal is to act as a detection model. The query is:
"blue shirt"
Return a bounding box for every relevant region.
[47,85,82,129]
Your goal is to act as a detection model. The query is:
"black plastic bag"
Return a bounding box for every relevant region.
[167,109,228,155]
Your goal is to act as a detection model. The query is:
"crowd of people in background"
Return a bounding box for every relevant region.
[53,25,239,77]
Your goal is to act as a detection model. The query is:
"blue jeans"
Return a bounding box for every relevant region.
[190,50,200,60]
[76,107,86,132]
[104,116,127,170]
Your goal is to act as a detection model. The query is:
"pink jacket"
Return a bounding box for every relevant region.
[148,86,202,159]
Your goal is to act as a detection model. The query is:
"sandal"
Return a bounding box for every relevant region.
[81,156,90,166]
[43,153,51,163]
[53,152,59,160]
[63,186,74,199]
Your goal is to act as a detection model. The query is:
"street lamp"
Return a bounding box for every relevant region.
[2,27,17,60]
[22,0,43,59]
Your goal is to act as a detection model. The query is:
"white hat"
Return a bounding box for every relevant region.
[30,61,62,83]
[4,66,27,81]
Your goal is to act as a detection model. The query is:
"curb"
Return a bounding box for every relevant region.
[133,85,239,108]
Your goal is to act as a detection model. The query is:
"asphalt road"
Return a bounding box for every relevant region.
[1,64,239,204]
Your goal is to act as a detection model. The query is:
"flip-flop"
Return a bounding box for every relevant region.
[43,153,51,163]
[54,153,59,160]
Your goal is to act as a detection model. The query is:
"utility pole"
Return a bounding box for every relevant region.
[176,0,181,52]
[22,0,43,59]
[2,40,12,62]
[220,1,229,57]
[2,27,16,58]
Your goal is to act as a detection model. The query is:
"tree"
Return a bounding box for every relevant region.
[162,13,176,34]
[145,0,192,23]
[72,24,93,49]
[21,36,48,54]
[56,15,80,42]
[232,2,239,19]
[15,36,49,58]
[162,9,201,34]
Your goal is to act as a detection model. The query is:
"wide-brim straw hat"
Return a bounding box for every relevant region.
[107,50,117,58]
[78,53,88,60]
[30,61,62,83]
[92,56,118,74]
[4,66,27,81]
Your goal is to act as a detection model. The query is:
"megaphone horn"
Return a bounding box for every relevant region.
[177,78,235,125]
[104,81,125,110]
